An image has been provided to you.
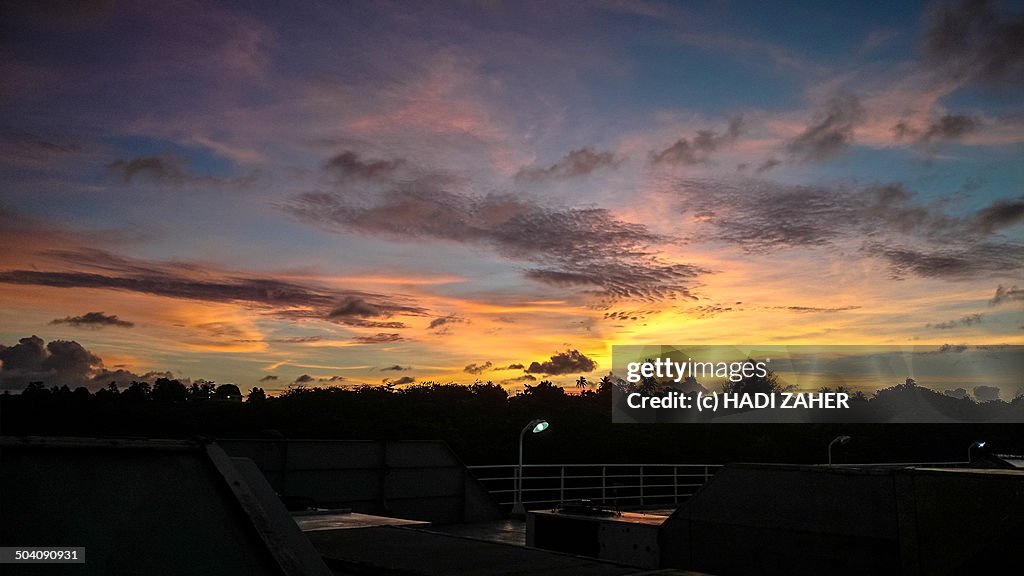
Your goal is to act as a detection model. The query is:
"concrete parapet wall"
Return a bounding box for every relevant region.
[660,464,1024,575]
[219,439,501,524]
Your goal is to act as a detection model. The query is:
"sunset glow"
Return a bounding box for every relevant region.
[2,0,1022,396]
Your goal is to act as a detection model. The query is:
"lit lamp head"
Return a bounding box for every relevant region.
[529,419,549,434]
[972,441,986,449]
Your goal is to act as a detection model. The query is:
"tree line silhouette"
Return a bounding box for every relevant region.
[2,372,1021,465]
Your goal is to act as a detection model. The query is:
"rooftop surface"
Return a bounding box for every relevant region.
[296,507,684,575]
[306,525,640,576]
[294,511,429,532]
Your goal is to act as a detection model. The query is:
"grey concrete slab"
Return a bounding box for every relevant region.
[430,519,527,546]
[295,512,429,532]
[307,525,639,576]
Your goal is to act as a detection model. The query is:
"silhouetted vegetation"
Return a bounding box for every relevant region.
[2,374,1021,465]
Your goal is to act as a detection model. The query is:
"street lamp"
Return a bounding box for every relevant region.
[511,419,549,517]
[828,435,851,466]
[968,440,986,464]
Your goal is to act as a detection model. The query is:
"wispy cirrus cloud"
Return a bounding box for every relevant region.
[107,154,257,187]
[893,114,979,144]
[922,0,1024,90]
[785,94,865,162]
[773,306,861,314]
[285,171,706,303]
[0,248,428,325]
[867,242,1024,280]
[515,147,621,181]
[353,333,403,345]
[649,117,744,166]
[927,313,984,330]
[990,285,1024,306]
[675,178,1024,280]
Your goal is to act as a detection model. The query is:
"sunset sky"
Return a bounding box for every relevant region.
[1,0,1022,395]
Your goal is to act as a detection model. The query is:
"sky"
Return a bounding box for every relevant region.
[1,0,1022,396]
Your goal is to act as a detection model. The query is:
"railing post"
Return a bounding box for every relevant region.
[704,465,709,484]
[601,466,606,504]
[639,465,644,506]
[673,465,679,505]
[559,465,565,505]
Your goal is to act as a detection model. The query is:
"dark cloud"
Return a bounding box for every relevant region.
[973,385,1001,402]
[328,296,422,328]
[927,313,984,329]
[676,178,1024,280]
[324,151,405,181]
[936,343,969,353]
[0,130,85,168]
[650,117,744,166]
[383,376,416,386]
[463,361,493,375]
[690,304,733,319]
[318,375,346,382]
[234,335,325,344]
[971,197,1024,234]
[504,363,525,370]
[523,257,703,302]
[428,315,467,331]
[274,336,323,343]
[786,94,864,161]
[352,333,403,344]
[381,364,410,371]
[990,284,1024,305]
[341,319,408,329]
[502,374,537,384]
[293,374,315,384]
[893,114,979,143]
[284,176,705,303]
[258,375,279,382]
[107,154,253,187]
[195,322,249,340]
[516,147,620,181]
[603,311,641,321]
[922,0,1024,89]
[944,388,969,399]
[756,158,781,173]
[525,349,597,375]
[678,179,871,251]
[50,311,134,329]
[0,335,169,391]
[777,306,861,313]
[867,242,1024,280]
[329,296,389,318]
[0,248,427,324]
[108,155,188,184]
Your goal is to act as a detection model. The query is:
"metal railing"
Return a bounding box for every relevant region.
[467,460,970,511]
[466,463,723,510]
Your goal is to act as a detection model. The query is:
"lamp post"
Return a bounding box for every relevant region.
[511,419,549,517]
[828,435,851,466]
[967,440,986,464]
